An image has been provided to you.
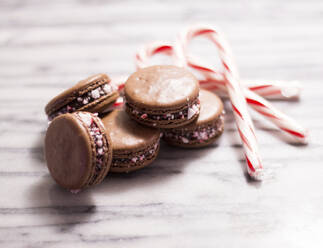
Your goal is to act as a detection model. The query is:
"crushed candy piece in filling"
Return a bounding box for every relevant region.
[127,99,200,122]
[163,115,224,144]
[49,83,115,120]
[113,142,159,167]
[76,113,107,185]
[187,103,199,119]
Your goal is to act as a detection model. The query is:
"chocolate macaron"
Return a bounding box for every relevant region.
[45,112,112,192]
[45,74,119,120]
[102,109,161,173]
[124,65,200,128]
[163,89,224,147]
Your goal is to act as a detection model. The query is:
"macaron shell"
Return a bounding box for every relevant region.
[45,74,113,116]
[45,114,93,190]
[75,74,109,89]
[124,65,199,109]
[182,89,224,130]
[163,125,224,148]
[102,109,161,154]
[111,144,160,173]
[198,90,223,123]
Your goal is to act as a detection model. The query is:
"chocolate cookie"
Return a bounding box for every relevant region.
[45,112,112,192]
[162,89,224,147]
[45,74,119,120]
[102,109,161,173]
[124,65,200,128]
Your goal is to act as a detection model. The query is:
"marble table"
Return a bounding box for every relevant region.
[1,0,323,247]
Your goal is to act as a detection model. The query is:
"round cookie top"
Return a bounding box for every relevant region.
[187,89,223,127]
[45,114,93,190]
[124,65,199,109]
[102,109,161,153]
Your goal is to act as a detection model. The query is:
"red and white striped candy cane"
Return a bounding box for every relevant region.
[243,80,301,100]
[178,26,307,144]
[135,41,175,69]
[134,38,307,144]
[135,41,301,100]
[186,54,301,100]
[110,74,128,92]
[199,77,301,100]
[177,25,264,179]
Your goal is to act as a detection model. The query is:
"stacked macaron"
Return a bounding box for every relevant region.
[44,66,225,192]
[123,66,224,147]
[124,65,200,128]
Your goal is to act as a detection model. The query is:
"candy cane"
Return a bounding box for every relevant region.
[178,26,307,144]
[243,80,301,100]
[135,41,175,69]
[176,25,264,180]
[187,55,301,100]
[134,34,307,144]
[110,75,128,92]
[135,42,301,100]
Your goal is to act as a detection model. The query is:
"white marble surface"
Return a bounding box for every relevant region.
[1,0,323,247]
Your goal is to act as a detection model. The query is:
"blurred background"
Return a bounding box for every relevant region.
[1,0,323,247]
[1,0,322,84]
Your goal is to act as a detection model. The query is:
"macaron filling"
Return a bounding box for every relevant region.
[75,112,108,185]
[163,113,224,144]
[126,99,200,123]
[112,142,159,168]
[49,84,116,120]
